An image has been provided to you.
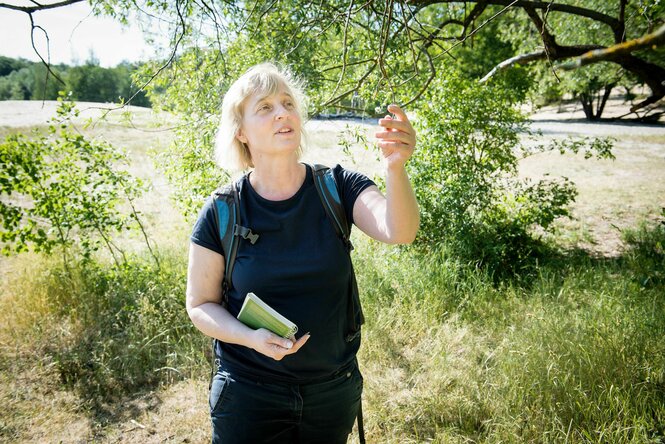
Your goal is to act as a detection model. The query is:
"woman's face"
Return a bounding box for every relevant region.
[236,85,302,162]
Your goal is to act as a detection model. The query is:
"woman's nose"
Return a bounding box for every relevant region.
[274,104,288,119]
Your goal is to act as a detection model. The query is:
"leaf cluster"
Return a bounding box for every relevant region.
[0,95,145,262]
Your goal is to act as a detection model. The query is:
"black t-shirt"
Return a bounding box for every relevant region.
[190,164,375,383]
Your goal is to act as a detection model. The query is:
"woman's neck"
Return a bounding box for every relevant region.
[249,157,306,201]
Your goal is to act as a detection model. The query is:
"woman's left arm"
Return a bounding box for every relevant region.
[353,104,420,245]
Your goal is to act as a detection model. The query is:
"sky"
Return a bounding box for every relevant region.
[0,3,163,68]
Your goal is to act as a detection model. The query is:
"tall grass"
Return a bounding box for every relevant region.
[0,250,209,406]
[352,223,665,443]
[1,222,664,442]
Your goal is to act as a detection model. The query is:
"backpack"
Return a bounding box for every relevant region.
[211,163,364,342]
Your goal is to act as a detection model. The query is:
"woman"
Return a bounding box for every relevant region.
[186,63,419,444]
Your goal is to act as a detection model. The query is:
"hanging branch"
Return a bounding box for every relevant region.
[90,0,189,117]
[408,0,622,32]
[422,1,488,48]
[328,0,355,104]
[26,13,67,87]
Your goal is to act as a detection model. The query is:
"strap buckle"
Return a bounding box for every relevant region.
[234,225,259,244]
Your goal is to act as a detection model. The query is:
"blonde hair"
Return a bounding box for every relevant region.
[215,63,308,171]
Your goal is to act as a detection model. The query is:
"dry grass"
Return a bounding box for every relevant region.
[97,381,210,444]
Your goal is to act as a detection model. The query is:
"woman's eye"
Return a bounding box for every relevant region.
[259,104,271,112]
[284,101,295,109]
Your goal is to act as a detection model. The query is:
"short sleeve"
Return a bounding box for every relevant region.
[190,197,225,257]
[332,164,376,226]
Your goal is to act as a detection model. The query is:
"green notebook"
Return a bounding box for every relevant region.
[237,292,298,338]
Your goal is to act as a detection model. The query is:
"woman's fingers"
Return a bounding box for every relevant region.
[375,130,413,145]
[377,118,411,133]
[378,142,412,152]
[252,329,311,361]
[376,105,416,144]
[268,331,310,360]
[387,103,409,121]
[284,333,311,356]
[374,104,416,167]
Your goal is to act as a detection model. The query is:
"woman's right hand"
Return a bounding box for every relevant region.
[249,329,311,361]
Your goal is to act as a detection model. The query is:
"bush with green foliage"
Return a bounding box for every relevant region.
[50,253,205,399]
[408,71,613,276]
[0,95,147,266]
[1,250,207,403]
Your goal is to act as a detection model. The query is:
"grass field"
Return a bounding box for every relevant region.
[1,99,664,443]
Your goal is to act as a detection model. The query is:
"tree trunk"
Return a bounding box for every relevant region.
[596,84,615,118]
[579,84,615,120]
[580,92,595,120]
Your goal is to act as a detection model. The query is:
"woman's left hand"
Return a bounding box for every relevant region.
[375,104,416,170]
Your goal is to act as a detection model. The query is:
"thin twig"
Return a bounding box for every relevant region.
[90,0,188,118]
[328,1,355,105]
[27,14,66,88]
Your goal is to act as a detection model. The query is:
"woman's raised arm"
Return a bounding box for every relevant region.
[353,104,419,244]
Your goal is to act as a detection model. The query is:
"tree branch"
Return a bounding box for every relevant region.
[430,0,519,63]
[479,45,603,83]
[480,22,665,112]
[422,1,488,48]
[328,0,355,104]
[27,13,66,88]
[320,60,378,111]
[88,0,189,116]
[0,0,84,13]
[558,24,665,70]
[408,0,621,30]
[522,5,558,57]
[479,50,545,82]
[616,0,627,43]
[402,44,436,108]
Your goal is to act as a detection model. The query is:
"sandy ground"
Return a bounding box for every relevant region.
[0,100,161,127]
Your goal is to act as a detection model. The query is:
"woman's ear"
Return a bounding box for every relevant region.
[236,129,248,144]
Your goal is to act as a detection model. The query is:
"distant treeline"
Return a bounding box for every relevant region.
[0,56,151,107]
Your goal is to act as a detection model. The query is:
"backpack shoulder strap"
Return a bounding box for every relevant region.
[311,163,353,251]
[211,180,259,302]
[208,178,260,386]
[211,183,240,300]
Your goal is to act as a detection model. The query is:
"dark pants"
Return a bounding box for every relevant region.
[209,363,363,444]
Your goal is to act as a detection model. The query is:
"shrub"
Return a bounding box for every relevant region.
[352,238,665,443]
[0,95,148,266]
[408,71,611,278]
